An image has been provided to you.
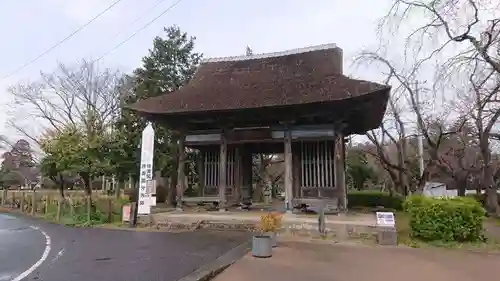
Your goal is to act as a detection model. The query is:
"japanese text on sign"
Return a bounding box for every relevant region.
[137,123,155,215]
[376,212,395,227]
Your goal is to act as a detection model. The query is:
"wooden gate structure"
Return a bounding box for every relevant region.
[131,44,390,212]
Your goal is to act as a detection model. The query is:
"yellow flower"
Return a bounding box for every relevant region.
[258,212,282,233]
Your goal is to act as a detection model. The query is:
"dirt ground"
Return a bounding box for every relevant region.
[214,241,500,281]
[484,219,500,241]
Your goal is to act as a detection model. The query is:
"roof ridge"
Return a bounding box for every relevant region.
[201,43,338,63]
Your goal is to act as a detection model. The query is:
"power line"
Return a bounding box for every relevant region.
[87,0,168,57]
[2,0,124,81]
[93,0,183,63]
[113,0,170,39]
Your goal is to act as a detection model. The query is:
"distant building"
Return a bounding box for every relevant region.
[422,182,456,197]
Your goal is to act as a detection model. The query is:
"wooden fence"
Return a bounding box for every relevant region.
[0,189,128,225]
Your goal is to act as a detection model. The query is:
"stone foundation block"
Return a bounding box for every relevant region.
[376,226,398,246]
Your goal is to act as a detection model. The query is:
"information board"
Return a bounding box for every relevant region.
[375,212,396,227]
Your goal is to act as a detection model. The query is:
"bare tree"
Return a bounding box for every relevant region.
[459,58,500,212]
[431,120,483,196]
[364,102,415,196]
[354,51,482,199]
[252,154,284,202]
[377,0,500,213]
[355,53,427,195]
[9,60,123,195]
[10,60,121,137]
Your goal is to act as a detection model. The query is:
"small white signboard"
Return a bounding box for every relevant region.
[138,123,155,215]
[122,204,131,222]
[147,180,156,207]
[375,212,396,227]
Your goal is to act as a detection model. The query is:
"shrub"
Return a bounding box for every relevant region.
[467,193,500,208]
[403,196,485,242]
[347,191,403,210]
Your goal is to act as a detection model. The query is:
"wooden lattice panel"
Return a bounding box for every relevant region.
[299,140,335,198]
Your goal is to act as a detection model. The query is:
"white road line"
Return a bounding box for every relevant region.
[51,248,65,264]
[11,226,51,281]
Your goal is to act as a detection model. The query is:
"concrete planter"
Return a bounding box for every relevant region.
[265,232,278,247]
[252,235,272,258]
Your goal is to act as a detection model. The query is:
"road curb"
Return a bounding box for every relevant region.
[177,239,251,281]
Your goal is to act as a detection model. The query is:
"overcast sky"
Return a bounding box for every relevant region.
[0,0,393,141]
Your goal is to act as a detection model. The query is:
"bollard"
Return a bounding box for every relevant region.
[318,201,326,236]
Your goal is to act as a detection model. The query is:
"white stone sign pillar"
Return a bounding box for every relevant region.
[138,123,155,215]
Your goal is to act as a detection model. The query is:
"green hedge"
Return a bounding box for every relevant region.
[347,191,403,210]
[467,193,500,208]
[403,196,485,242]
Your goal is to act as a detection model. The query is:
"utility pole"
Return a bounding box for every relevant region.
[415,81,424,178]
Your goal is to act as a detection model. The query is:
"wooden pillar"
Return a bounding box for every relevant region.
[241,148,253,200]
[219,133,228,211]
[284,127,293,212]
[334,132,347,210]
[176,132,186,211]
[197,151,205,196]
[233,146,241,204]
[292,151,300,201]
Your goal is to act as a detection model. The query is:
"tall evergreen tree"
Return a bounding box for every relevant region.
[114,25,202,204]
[0,139,37,187]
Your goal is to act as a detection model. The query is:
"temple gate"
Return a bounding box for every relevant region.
[131,43,390,213]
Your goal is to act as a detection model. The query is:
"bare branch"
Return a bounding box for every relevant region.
[9,60,123,146]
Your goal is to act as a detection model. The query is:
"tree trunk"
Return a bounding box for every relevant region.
[480,137,499,215]
[253,176,265,203]
[82,175,92,197]
[115,180,122,199]
[253,182,263,202]
[475,177,481,195]
[456,179,466,197]
[253,155,267,202]
[53,174,65,198]
[483,166,499,215]
[396,143,409,197]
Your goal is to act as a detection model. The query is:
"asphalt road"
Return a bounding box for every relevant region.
[0,214,47,281]
[0,214,250,281]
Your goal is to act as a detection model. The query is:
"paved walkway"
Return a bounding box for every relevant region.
[0,213,250,281]
[152,211,376,226]
[214,241,499,281]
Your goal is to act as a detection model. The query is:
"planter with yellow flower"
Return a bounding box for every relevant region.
[252,212,281,258]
